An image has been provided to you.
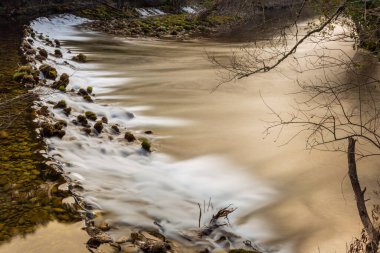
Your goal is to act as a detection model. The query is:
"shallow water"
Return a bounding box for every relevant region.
[14,14,380,253]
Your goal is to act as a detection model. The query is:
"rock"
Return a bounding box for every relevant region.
[140,138,151,152]
[53,100,67,109]
[54,39,61,47]
[124,132,136,142]
[52,73,70,89]
[111,125,120,134]
[87,86,93,94]
[85,111,97,121]
[101,116,108,124]
[122,245,142,253]
[54,49,63,58]
[86,233,113,249]
[39,64,58,80]
[78,88,88,96]
[83,94,93,103]
[72,53,87,63]
[98,243,120,253]
[35,54,45,62]
[144,131,153,135]
[37,106,50,117]
[94,121,104,134]
[77,115,88,126]
[98,221,111,231]
[39,48,48,58]
[40,122,66,139]
[82,128,92,135]
[63,107,72,116]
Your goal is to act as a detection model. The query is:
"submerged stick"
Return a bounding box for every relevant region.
[197,203,202,228]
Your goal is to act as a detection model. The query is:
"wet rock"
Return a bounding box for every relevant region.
[54,49,63,58]
[78,88,88,96]
[39,64,58,80]
[26,48,36,55]
[63,107,72,116]
[111,125,120,134]
[83,94,94,103]
[98,221,111,231]
[97,243,120,253]
[144,131,153,135]
[101,116,108,124]
[94,121,104,134]
[77,115,89,126]
[37,106,50,117]
[82,127,92,135]
[35,54,45,62]
[140,138,151,152]
[87,233,113,249]
[72,53,87,63]
[124,132,136,142]
[54,39,61,47]
[53,100,67,109]
[40,122,66,139]
[87,86,93,94]
[39,48,48,58]
[85,111,97,121]
[52,73,70,89]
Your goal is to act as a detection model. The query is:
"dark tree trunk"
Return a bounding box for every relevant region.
[348,137,379,253]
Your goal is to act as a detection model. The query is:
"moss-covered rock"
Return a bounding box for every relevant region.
[141,138,151,152]
[13,65,39,85]
[72,53,87,63]
[83,94,93,103]
[53,100,67,109]
[85,111,97,121]
[94,121,103,134]
[63,107,72,116]
[40,122,66,139]
[101,116,108,124]
[38,48,48,58]
[77,115,88,126]
[39,64,58,80]
[77,88,88,96]
[54,49,63,58]
[86,86,93,94]
[52,73,70,89]
[111,125,120,134]
[124,132,136,142]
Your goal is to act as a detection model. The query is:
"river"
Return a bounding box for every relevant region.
[1,14,380,253]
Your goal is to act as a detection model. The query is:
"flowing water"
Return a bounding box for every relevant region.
[2,14,380,253]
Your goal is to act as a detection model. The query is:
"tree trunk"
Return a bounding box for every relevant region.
[348,137,379,253]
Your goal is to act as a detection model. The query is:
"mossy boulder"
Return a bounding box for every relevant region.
[39,48,48,58]
[83,94,93,103]
[37,106,49,117]
[94,121,103,134]
[13,65,39,85]
[54,49,63,58]
[85,111,97,121]
[63,107,72,116]
[52,73,70,89]
[53,100,67,109]
[111,125,120,134]
[86,86,93,94]
[72,53,87,63]
[141,138,151,152]
[54,39,61,47]
[124,132,136,142]
[77,88,88,96]
[101,116,108,124]
[77,115,88,126]
[41,122,66,138]
[39,64,58,80]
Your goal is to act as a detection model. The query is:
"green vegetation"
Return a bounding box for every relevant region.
[53,100,67,109]
[85,111,97,121]
[86,86,93,94]
[39,64,57,80]
[140,138,151,152]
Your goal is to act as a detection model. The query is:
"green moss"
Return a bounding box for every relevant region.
[85,111,97,121]
[94,121,103,134]
[53,100,67,109]
[141,138,151,152]
[86,86,93,94]
[72,53,87,63]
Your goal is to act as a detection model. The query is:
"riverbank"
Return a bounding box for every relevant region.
[0,17,82,246]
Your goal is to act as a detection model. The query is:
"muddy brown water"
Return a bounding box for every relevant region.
[70,30,380,252]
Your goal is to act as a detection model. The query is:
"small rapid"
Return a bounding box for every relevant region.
[29,14,278,252]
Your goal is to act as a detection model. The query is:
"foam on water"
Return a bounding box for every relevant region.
[135,8,166,17]
[30,15,281,251]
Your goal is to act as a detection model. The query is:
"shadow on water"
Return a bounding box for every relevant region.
[0,17,83,249]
